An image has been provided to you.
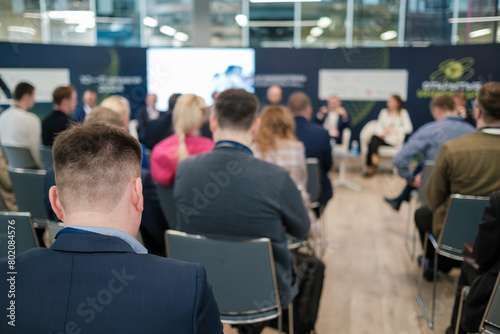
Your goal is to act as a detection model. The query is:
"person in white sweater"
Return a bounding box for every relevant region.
[365,94,413,176]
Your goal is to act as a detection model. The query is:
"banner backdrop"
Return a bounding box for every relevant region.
[255,44,500,141]
[0,42,147,120]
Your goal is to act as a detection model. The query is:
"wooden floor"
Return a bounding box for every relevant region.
[224,169,460,334]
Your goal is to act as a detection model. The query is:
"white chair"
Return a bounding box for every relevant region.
[359,120,404,172]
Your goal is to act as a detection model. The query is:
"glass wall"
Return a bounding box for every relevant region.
[0,0,498,48]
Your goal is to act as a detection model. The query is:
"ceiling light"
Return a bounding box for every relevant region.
[75,25,87,33]
[448,16,500,23]
[470,28,491,38]
[250,0,321,2]
[317,17,332,29]
[174,32,189,42]
[7,26,36,35]
[48,11,94,20]
[143,16,158,28]
[235,14,248,27]
[159,25,177,36]
[310,27,324,37]
[380,30,398,41]
[306,35,317,43]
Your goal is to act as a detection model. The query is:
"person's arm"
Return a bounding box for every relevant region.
[392,129,429,181]
[376,109,387,137]
[193,264,224,334]
[401,109,413,135]
[322,131,333,173]
[473,191,500,272]
[426,144,451,212]
[280,174,311,239]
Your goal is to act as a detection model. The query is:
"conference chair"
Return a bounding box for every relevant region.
[39,145,53,169]
[8,167,49,226]
[405,161,435,260]
[479,272,500,334]
[0,212,39,259]
[306,158,321,210]
[416,194,490,328]
[1,145,39,169]
[155,184,178,229]
[165,230,293,334]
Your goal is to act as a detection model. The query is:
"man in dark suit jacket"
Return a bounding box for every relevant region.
[175,88,310,334]
[73,88,97,123]
[42,86,77,146]
[289,91,333,208]
[0,123,222,333]
[142,93,181,149]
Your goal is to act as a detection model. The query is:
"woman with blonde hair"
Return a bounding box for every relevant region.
[151,94,214,186]
[253,105,317,234]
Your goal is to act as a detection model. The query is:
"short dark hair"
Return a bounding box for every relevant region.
[477,82,500,121]
[215,89,258,131]
[13,82,35,101]
[169,93,181,111]
[430,94,456,112]
[53,86,74,105]
[84,87,97,94]
[288,91,311,114]
[53,123,142,214]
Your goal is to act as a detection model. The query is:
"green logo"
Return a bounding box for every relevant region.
[429,57,475,82]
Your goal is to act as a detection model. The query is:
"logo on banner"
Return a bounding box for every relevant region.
[417,57,482,99]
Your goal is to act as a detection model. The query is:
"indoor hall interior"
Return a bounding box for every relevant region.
[222,169,460,334]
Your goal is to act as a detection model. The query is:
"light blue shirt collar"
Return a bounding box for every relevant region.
[69,225,148,254]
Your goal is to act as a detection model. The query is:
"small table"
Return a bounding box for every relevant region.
[334,151,361,192]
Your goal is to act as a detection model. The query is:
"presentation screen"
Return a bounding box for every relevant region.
[318,69,408,101]
[147,48,255,110]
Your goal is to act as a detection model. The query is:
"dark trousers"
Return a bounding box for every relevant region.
[449,262,481,334]
[414,206,459,271]
[367,135,389,166]
[392,163,424,203]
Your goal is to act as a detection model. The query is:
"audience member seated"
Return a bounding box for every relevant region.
[365,95,413,177]
[265,85,283,107]
[384,94,475,211]
[0,149,17,211]
[100,95,131,131]
[42,86,77,146]
[454,90,476,127]
[151,94,214,186]
[137,93,160,142]
[174,89,311,334]
[315,95,350,145]
[415,81,500,281]
[44,106,169,256]
[143,93,181,149]
[253,105,317,233]
[73,87,97,123]
[446,190,500,334]
[0,81,43,168]
[1,122,222,333]
[289,91,333,210]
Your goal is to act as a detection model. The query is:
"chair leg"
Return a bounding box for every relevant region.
[416,231,435,328]
[278,314,282,334]
[455,286,469,334]
[288,304,294,334]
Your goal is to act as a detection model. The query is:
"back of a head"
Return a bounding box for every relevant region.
[52,123,142,214]
[173,94,206,162]
[478,81,500,122]
[13,82,34,101]
[53,86,74,105]
[84,106,125,129]
[288,91,311,115]
[430,94,456,112]
[100,95,131,120]
[215,88,258,131]
[255,105,296,156]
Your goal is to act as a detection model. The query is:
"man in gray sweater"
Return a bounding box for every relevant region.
[175,88,311,334]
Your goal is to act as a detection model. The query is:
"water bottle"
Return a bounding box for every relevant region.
[350,140,359,156]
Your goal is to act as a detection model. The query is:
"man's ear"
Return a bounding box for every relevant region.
[209,113,218,133]
[130,177,144,214]
[49,186,65,222]
[474,106,482,123]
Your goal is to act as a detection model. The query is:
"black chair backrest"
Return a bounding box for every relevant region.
[0,212,39,258]
[39,146,53,169]
[155,184,178,229]
[418,160,435,207]
[306,158,321,205]
[480,272,500,334]
[8,167,48,220]
[1,146,38,169]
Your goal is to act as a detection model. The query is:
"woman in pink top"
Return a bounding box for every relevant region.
[151,94,215,186]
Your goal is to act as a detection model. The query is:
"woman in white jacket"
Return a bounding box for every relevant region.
[365,95,413,176]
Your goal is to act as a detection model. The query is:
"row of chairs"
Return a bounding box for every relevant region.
[1,145,53,170]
